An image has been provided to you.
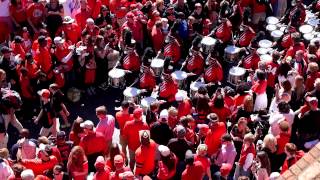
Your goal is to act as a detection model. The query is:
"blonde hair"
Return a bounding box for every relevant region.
[263,134,277,152]
[168,107,178,116]
[308,62,319,73]
[196,144,208,154]
[243,133,255,144]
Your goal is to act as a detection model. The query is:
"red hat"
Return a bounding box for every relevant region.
[38,89,50,99]
[220,163,232,177]
[133,108,143,119]
[197,124,209,134]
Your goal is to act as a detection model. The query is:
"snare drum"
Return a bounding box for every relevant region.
[123,87,141,104]
[190,81,205,98]
[228,66,246,85]
[224,45,240,62]
[108,69,125,88]
[299,25,313,34]
[201,37,217,54]
[266,25,277,33]
[151,58,164,76]
[266,16,279,25]
[271,30,284,41]
[171,70,188,89]
[260,54,273,63]
[303,33,314,42]
[259,39,273,48]
[257,48,269,56]
[140,96,156,113]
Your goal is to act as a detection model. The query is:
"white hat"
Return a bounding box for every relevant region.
[159,109,168,120]
[175,92,184,101]
[80,120,94,129]
[63,16,75,24]
[21,169,34,180]
[269,172,280,180]
[86,18,94,24]
[38,143,46,152]
[158,145,170,157]
[53,36,65,44]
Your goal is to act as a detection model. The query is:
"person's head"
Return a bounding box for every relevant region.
[80,120,94,134]
[80,0,87,9]
[56,131,66,145]
[49,83,59,93]
[221,133,233,145]
[314,78,320,91]
[294,75,304,88]
[38,144,51,160]
[100,5,109,16]
[126,12,135,23]
[71,116,84,136]
[1,46,12,58]
[20,128,30,139]
[256,70,266,81]
[53,164,64,178]
[307,62,319,74]
[195,3,202,13]
[213,95,224,108]
[256,151,271,175]
[114,154,125,170]
[133,108,143,121]
[139,130,150,146]
[196,144,208,157]
[263,134,277,152]
[175,125,186,139]
[281,80,292,93]
[21,169,35,180]
[306,97,318,110]
[284,143,297,158]
[0,148,9,159]
[207,113,219,129]
[94,156,106,172]
[95,35,105,48]
[96,106,107,119]
[67,146,87,169]
[159,109,168,123]
[295,50,304,61]
[38,89,51,102]
[277,101,291,114]
[12,163,24,178]
[243,133,255,146]
[185,150,194,165]
[150,101,160,112]
[168,106,177,120]
[197,86,208,95]
[109,143,121,168]
[86,18,95,29]
[121,101,130,112]
[237,117,248,131]
[279,120,289,133]
[0,69,6,82]
[243,95,254,112]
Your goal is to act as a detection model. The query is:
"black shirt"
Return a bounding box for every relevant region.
[52,90,64,112]
[150,122,173,145]
[39,101,57,128]
[298,109,320,141]
[167,138,192,161]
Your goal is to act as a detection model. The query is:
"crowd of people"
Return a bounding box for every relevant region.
[0,0,319,179]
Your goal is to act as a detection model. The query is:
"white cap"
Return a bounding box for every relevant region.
[269,172,280,180]
[175,92,184,101]
[159,109,168,120]
[80,120,94,129]
[53,36,64,44]
[86,18,94,24]
[158,145,170,157]
[21,169,34,180]
[38,143,46,152]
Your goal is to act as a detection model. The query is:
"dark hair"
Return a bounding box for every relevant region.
[197,86,208,95]
[278,101,291,114]
[221,133,232,142]
[281,80,292,92]
[195,95,210,114]
[121,101,130,109]
[256,70,266,81]
[257,151,271,175]
[161,153,176,171]
[214,95,224,108]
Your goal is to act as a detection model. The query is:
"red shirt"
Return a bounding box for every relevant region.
[115,111,133,134]
[58,23,81,44]
[186,51,204,75]
[276,132,291,154]
[242,51,260,70]
[25,62,39,79]
[239,143,256,166]
[177,99,192,118]
[159,79,178,102]
[194,155,210,171]
[122,120,149,151]
[157,154,178,180]
[238,27,256,47]
[135,140,157,175]
[55,42,73,70]
[234,94,249,107]
[10,4,27,23]
[204,60,223,83]
[69,161,88,180]
[151,26,165,52]
[32,37,52,54]
[19,75,32,99]
[21,156,58,176]
[26,3,45,25]
[210,106,232,123]
[93,169,110,180]
[33,47,52,74]
[75,8,92,30]
[281,151,304,174]
[140,66,156,91]
[0,22,10,44]
[251,0,266,13]
[284,43,306,59]
[266,61,279,87]
[122,20,143,42]
[182,161,205,180]
[122,51,140,72]
[79,132,107,155]
[215,20,232,43]
[87,0,101,19]
[251,80,267,94]
[305,72,320,92]
[205,123,227,156]
[163,39,181,64]
[11,43,26,58]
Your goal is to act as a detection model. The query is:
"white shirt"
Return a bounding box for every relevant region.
[96,115,115,141]
[269,111,294,136]
[0,160,12,180]
[0,0,10,17]
[19,138,37,160]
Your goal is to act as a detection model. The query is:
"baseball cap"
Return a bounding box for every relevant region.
[63,16,74,24]
[80,120,94,129]
[126,12,134,18]
[0,46,12,54]
[38,89,51,99]
[197,124,209,134]
[176,125,186,137]
[158,145,170,157]
[133,108,143,119]
[21,169,35,180]
[159,109,168,120]
[306,96,318,103]
[207,113,219,123]
[95,156,105,168]
[53,36,65,44]
[86,18,94,24]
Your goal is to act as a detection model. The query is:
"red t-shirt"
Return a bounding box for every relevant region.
[26,3,45,25]
[0,22,10,44]
[75,9,92,30]
[21,156,58,176]
[58,23,81,44]
[266,61,279,87]
[135,140,157,175]
[284,43,306,59]
[251,0,266,13]
[11,43,26,58]
[10,5,27,23]
[55,42,73,70]
[69,161,88,180]
[178,99,192,118]
[194,155,210,171]
[33,47,52,74]
[157,154,178,180]
[122,21,143,42]
[276,132,291,154]
[205,123,227,156]
[251,80,267,94]
[305,72,320,92]
[19,75,32,99]
[25,62,39,79]
[122,120,149,151]
[210,106,232,123]
[181,161,205,180]
[79,132,107,155]
[115,111,133,134]
[93,169,110,180]
[151,26,165,52]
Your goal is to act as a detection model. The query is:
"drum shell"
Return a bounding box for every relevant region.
[123,94,141,105]
[228,67,246,85]
[108,69,126,88]
[224,52,239,63]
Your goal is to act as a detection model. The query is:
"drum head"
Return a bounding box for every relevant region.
[141,97,156,108]
[311,37,320,44]
[190,81,205,91]
[171,70,187,80]
[259,39,272,48]
[266,24,277,31]
[229,66,246,76]
[260,54,272,62]
[279,26,287,32]
[307,18,320,27]
[303,33,314,41]
[271,30,283,38]
[299,25,313,34]
[151,59,164,68]
[123,87,140,97]
[201,36,217,46]
[257,48,269,55]
[225,46,240,54]
[266,16,279,25]
[109,69,125,78]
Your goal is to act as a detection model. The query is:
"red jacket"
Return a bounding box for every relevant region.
[57,23,81,44]
[139,66,156,91]
[242,51,260,70]
[239,143,256,166]
[238,27,256,47]
[79,132,107,156]
[186,50,204,75]
[215,20,232,43]
[122,50,141,72]
[164,39,181,65]
[21,156,58,176]
[159,76,178,102]
[281,150,304,174]
[204,59,223,83]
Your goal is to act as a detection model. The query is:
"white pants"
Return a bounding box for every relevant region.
[40,118,60,137]
[2,113,23,132]
[254,93,268,112]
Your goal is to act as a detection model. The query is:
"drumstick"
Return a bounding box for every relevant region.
[128,78,139,87]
